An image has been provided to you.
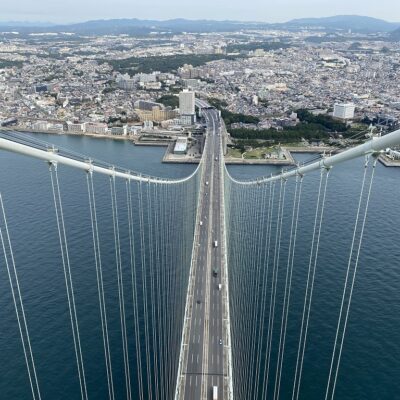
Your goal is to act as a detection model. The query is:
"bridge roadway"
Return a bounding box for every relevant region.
[180,108,227,400]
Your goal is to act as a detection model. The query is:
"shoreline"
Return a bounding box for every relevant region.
[5,128,396,167]
[1,126,135,141]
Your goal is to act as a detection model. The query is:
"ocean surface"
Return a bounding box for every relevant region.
[0,132,399,399]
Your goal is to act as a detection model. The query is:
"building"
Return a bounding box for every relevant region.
[136,107,178,122]
[178,64,202,79]
[153,108,178,122]
[67,122,85,133]
[143,121,154,129]
[49,123,64,132]
[116,74,136,90]
[32,121,51,131]
[139,81,162,90]
[84,122,108,135]
[334,103,355,120]
[183,79,202,90]
[173,137,188,154]
[180,114,196,126]
[179,90,195,115]
[34,83,53,93]
[110,126,128,135]
[179,90,196,125]
[0,118,17,127]
[137,73,158,83]
[134,100,162,111]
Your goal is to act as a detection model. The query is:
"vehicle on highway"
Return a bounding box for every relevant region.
[219,339,223,345]
[218,283,222,290]
[205,181,209,186]
[213,268,218,277]
[215,157,218,161]
[213,385,218,400]
[200,221,203,226]
[214,240,218,247]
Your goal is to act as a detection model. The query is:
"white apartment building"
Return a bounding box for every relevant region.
[334,103,355,120]
[179,90,195,115]
[84,122,108,134]
[67,122,85,133]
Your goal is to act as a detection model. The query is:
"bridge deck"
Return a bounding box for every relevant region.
[176,108,230,400]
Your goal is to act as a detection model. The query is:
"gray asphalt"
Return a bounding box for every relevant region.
[183,108,226,400]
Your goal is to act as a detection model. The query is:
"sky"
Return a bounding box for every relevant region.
[1,0,400,24]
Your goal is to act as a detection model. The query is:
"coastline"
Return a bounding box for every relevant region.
[4,127,396,167]
[1,126,135,141]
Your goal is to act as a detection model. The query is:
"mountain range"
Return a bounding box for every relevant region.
[391,27,400,40]
[0,15,399,36]
[286,15,400,32]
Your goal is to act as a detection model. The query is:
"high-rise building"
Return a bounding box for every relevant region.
[179,90,195,115]
[333,103,355,120]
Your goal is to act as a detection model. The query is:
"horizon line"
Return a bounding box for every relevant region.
[0,14,399,26]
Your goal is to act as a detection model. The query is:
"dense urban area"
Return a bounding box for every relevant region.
[1,19,400,162]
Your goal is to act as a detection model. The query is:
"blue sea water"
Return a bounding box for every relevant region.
[0,133,399,399]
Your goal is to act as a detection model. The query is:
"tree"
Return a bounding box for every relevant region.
[156,94,179,108]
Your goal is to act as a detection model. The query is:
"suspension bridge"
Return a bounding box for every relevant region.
[0,102,400,400]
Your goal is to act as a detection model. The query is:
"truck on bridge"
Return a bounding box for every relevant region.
[213,385,218,400]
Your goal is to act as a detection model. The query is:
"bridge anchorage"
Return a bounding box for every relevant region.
[0,103,400,400]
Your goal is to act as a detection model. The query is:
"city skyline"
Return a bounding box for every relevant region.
[1,0,400,24]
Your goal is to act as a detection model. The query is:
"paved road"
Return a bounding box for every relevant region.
[182,107,226,400]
